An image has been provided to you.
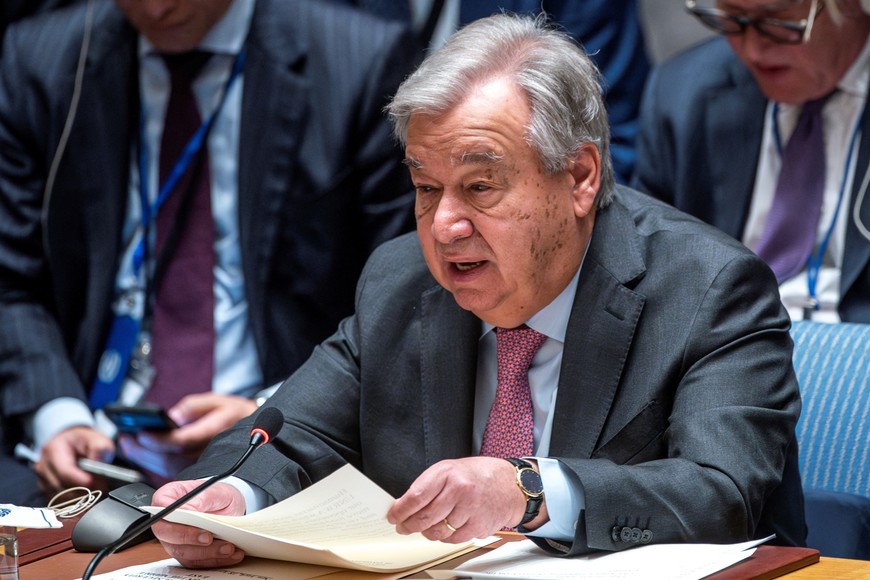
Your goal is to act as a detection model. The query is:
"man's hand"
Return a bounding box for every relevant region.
[387,457,545,543]
[119,393,258,477]
[151,481,246,568]
[35,425,115,495]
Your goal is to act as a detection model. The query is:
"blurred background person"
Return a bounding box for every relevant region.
[634,0,870,322]
[0,0,416,503]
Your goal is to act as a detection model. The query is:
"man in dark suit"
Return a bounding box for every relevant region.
[0,0,415,501]
[634,0,870,323]
[151,14,804,565]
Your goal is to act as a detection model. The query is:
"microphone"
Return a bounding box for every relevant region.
[81,407,284,580]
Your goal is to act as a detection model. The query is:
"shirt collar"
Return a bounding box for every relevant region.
[838,34,870,99]
[138,0,255,58]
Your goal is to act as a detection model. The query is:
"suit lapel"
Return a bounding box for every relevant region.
[65,11,138,371]
[549,196,646,458]
[75,11,136,264]
[237,4,308,306]
[415,195,648,462]
[841,99,870,297]
[419,284,480,465]
[704,60,766,239]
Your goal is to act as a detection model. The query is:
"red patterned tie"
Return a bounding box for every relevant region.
[480,325,548,458]
[146,52,215,408]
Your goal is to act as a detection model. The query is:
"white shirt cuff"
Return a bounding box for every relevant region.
[221,475,271,514]
[32,397,95,452]
[526,457,585,542]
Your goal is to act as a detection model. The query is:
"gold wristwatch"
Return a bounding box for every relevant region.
[504,457,544,525]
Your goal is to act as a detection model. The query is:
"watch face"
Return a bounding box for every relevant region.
[519,468,544,496]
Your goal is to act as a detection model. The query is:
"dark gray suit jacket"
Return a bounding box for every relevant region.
[187,187,806,554]
[633,37,870,323]
[0,0,416,434]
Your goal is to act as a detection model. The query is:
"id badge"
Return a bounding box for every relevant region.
[89,314,141,410]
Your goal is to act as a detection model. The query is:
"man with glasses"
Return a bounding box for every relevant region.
[634,0,870,323]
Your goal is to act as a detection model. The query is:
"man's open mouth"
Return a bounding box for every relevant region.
[454,261,484,272]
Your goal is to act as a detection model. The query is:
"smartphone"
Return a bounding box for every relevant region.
[77,458,144,484]
[103,403,179,434]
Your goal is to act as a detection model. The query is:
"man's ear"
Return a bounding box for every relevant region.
[570,143,600,218]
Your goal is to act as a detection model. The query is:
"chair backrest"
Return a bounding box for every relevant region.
[790,320,870,498]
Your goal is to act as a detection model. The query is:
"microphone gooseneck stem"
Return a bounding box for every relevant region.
[81,440,260,580]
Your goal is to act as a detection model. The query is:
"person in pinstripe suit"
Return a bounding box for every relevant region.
[0,0,417,501]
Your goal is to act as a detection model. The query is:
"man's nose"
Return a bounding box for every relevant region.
[431,191,473,245]
[140,0,176,20]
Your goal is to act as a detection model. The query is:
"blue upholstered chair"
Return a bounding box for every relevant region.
[790,320,870,560]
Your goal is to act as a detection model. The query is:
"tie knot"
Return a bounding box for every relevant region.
[799,91,835,118]
[161,51,212,88]
[495,325,547,375]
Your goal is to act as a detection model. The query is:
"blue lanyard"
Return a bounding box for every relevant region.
[770,101,862,315]
[131,49,247,277]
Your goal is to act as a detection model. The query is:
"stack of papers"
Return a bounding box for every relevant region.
[147,464,493,573]
[429,535,774,580]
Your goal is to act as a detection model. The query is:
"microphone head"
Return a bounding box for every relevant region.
[250,406,284,445]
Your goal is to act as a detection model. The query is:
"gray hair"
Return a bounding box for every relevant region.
[386,13,615,208]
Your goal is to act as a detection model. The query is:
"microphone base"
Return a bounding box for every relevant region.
[72,482,156,552]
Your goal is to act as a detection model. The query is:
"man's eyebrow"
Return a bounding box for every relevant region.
[402,151,504,170]
[456,151,504,166]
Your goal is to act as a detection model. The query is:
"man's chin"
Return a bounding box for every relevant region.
[449,290,507,325]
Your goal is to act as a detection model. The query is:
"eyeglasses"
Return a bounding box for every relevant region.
[685,0,824,44]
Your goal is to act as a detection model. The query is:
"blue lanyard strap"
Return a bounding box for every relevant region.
[132,49,247,276]
[806,123,861,307]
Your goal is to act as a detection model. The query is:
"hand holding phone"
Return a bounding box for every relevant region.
[104,403,179,434]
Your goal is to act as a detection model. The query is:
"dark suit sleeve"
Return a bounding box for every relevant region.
[0,16,89,419]
[180,266,374,502]
[182,234,433,502]
[553,254,800,554]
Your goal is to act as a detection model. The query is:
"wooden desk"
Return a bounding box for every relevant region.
[781,557,870,579]
[17,525,870,580]
[20,541,167,579]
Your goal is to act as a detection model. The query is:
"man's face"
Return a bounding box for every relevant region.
[720,0,870,103]
[115,0,233,53]
[406,77,599,329]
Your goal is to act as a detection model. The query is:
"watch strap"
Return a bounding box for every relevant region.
[504,458,544,525]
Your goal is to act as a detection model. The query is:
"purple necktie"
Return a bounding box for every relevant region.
[146,52,215,408]
[755,94,831,284]
[480,325,548,459]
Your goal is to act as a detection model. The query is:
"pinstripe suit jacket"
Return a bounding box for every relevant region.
[0,0,415,437]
